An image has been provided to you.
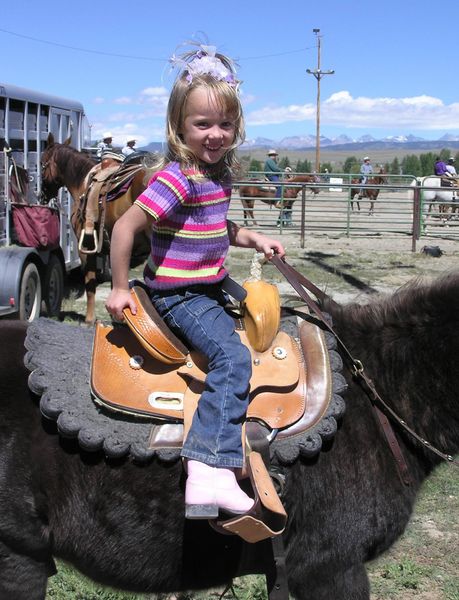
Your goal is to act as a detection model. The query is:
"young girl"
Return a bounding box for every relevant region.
[105,44,285,520]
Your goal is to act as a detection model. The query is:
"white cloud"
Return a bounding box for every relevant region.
[246,91,459,130]
[114,96,133,105]
[141,86,169,97]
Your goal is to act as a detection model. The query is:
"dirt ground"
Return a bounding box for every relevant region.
[62,232,459,321]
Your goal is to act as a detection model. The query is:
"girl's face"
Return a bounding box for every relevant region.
[180,87,237,166]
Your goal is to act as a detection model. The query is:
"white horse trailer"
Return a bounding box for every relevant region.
[0,83,90,320]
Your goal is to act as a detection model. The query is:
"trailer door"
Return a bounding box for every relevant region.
[49,108,80,270]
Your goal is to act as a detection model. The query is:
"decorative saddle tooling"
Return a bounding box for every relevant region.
[91,284,335,543]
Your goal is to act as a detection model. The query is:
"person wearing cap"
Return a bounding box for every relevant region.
[359,156,373,199]
[97,132,113,159]
[446,157,457,177]
[122,139,137,157]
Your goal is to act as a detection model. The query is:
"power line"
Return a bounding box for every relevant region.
[0,27,314,63]
[0,27,167,61]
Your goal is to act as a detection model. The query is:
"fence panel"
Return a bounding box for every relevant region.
[230,174,459,249]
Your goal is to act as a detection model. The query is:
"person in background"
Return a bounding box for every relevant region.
[278,166,294,227]
[122,139,137,157]
[359,156,373,199]
[445,157,458,201]
[264,149,282,195]
[96,132,113,159]
[265,149,289,226]
[434,156,450,177]
[434,156,454,192]
[446,157,457,177]
[105,43,285,520]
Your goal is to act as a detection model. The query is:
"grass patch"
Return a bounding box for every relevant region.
[47,562,148,599]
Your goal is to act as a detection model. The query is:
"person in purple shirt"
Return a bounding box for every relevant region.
[434,157,450,177]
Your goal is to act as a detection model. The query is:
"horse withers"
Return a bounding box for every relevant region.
[41,134,152,324]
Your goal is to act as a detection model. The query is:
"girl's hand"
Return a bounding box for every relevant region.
[105,288,137,322]
[255,236,286,259]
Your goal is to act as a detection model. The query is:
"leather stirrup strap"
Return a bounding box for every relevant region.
[266,535,290,600]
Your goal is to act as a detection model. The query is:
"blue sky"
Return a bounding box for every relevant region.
[2,1,458,147]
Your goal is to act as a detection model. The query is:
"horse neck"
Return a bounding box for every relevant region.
[56,149,95,197]
[333,282,459,462]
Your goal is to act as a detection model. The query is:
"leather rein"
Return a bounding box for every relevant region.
[271,255,459,484]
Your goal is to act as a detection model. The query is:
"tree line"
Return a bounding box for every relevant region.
[240,148,459,177]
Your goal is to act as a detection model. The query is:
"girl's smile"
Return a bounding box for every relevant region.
[180,87,236,165]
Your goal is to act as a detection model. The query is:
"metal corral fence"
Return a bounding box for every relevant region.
[228,173,459,251]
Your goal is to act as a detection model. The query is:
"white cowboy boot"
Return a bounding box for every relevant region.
[185,460,254,520]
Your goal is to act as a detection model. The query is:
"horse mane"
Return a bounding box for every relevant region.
[52,144,96,186]
[340,270,459,326]
[328,270,459,450]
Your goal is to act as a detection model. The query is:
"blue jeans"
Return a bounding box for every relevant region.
[150,285,252,468]
[268,174,282,199]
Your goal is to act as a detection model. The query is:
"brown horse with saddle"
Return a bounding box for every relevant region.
[238,175,320,226]
[41,134,153,323]
[350,168,386,215]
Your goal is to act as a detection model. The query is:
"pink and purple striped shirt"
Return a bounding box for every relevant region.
[134,161,232,290]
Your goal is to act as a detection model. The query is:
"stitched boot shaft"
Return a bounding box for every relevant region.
[185,460,254,519]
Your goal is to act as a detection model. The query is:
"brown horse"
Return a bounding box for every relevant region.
[238,175,320,226]
[41,134,151,324]
[350,169,386,215]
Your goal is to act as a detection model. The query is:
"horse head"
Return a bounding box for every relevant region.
[40,136,65,201]
[40,134,95,202]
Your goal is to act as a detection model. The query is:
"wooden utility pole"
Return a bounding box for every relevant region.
[307,29,334,174]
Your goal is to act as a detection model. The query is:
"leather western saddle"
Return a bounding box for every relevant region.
[78,158,144,254]
[91,283,334,543]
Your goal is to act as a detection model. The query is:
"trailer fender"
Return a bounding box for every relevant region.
[0,246,40,313]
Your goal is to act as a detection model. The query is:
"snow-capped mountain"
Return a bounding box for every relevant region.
[439,134,459,142]
[240,133,459,151]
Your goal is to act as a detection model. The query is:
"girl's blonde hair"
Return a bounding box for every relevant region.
[160,47,245,180]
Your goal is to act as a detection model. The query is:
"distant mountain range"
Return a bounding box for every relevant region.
[140,134,459,154]
[239,133,459,152]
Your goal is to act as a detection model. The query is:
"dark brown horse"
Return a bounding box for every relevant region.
[0,271,458,599]
[238,175,319,226]
[41,134,151,323]
[350,169,386,215]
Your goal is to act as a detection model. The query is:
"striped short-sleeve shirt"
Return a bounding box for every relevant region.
[134,161,231,290]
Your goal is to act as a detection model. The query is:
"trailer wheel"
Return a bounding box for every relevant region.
[19,262,42,321]
[44,255,64,318]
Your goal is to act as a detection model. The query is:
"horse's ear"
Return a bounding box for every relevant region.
[46,133,55,147]
[64,136,72,146]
